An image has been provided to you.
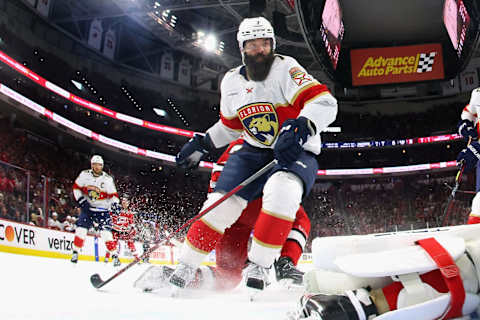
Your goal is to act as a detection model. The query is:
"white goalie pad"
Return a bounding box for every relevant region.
[312,224,480,277]
[336,235,465,277]
[304,269,391,295]
[375,293,480,320]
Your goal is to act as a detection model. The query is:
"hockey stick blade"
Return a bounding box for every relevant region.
[90,273,104,288]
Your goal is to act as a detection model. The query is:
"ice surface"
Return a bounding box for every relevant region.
[0,252,310,320]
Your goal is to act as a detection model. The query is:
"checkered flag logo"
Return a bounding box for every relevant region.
[417,52,436,73]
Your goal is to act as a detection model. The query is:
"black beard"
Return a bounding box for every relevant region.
[244,51,275,81]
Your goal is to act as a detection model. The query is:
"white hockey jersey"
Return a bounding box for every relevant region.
[206,54,338,155]
[460,87,480,137]
[73,169,119,211]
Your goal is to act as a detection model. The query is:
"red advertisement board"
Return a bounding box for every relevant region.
[351,44,445,86]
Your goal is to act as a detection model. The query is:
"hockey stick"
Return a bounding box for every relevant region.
[440,137,472,226]
[90,159,277,289]
[444,182,476,195]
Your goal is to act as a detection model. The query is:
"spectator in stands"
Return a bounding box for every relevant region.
[0,205,8,219]
[12,209,26,223]
[48,212,62,230]
[63,216,75,232]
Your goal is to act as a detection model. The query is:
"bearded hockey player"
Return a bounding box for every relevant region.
[172,16,337,294]
[71,155,119,263]
[290,224,480,320]
[457,87,480,225]
[134,138,311,292]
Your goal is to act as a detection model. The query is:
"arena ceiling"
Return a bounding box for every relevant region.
[17,0,480,85]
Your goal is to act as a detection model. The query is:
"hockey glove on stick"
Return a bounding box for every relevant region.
[274,117,316,165]
[176,134,213,169]
[457,119,478,141]
[457,141,480,171]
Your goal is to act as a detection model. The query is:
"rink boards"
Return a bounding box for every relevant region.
[0,218,313,265]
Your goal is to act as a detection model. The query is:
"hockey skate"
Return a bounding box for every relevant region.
[244,261,271,300]
[71,250,79,264]
[112,254,121,267]
[134,265,175,292]
[274,256,304,287]
[169,262,197,297]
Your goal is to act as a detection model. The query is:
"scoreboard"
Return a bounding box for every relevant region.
[296,0,480,87]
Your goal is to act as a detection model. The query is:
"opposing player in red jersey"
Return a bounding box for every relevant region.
[134,138,311,291]
[105,194,139,266]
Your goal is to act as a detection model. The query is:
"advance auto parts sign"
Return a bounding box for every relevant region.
[351,43,444,86]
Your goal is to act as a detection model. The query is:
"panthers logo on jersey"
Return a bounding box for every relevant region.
[88,190,100,201]
[237,103,279,146]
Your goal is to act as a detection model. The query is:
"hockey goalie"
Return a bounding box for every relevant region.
[291,223,480,320]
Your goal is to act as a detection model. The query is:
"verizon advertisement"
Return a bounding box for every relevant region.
[351,43,445,86]
[0,218,175,263]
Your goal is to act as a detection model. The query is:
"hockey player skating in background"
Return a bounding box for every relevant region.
[134,138,310,292]
[457,87,480,224]
[291,223,480,320]
[71,155,119,263]
[172,16,337,294]
[105,194,139,266]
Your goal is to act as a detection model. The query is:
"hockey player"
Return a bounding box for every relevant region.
[134,138,311,292]
[70,155,119,263]
[290,223,480,320]
[173,16,337,293]
[105,194,139,266]
[457,87,480,224]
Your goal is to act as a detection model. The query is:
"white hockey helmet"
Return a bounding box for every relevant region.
[237,17,276,53]
[90,155,104,165]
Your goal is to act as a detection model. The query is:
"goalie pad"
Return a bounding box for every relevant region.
[306,224,480,319]
[312,224,480,277]
[375,293,480,320]
[335,235,465,277]
[303,269,391,295]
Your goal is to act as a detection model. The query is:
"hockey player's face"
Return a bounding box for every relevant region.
[244,38,272,57]
[91,163,103,175]
[244,38,274,81]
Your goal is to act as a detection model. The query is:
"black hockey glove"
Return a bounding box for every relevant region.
[176,133,213,169]
[274,117,316,165]
[457,119,478,141]
[77,196,90,210]
[110,202,122,215]
[457,141,480,171]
